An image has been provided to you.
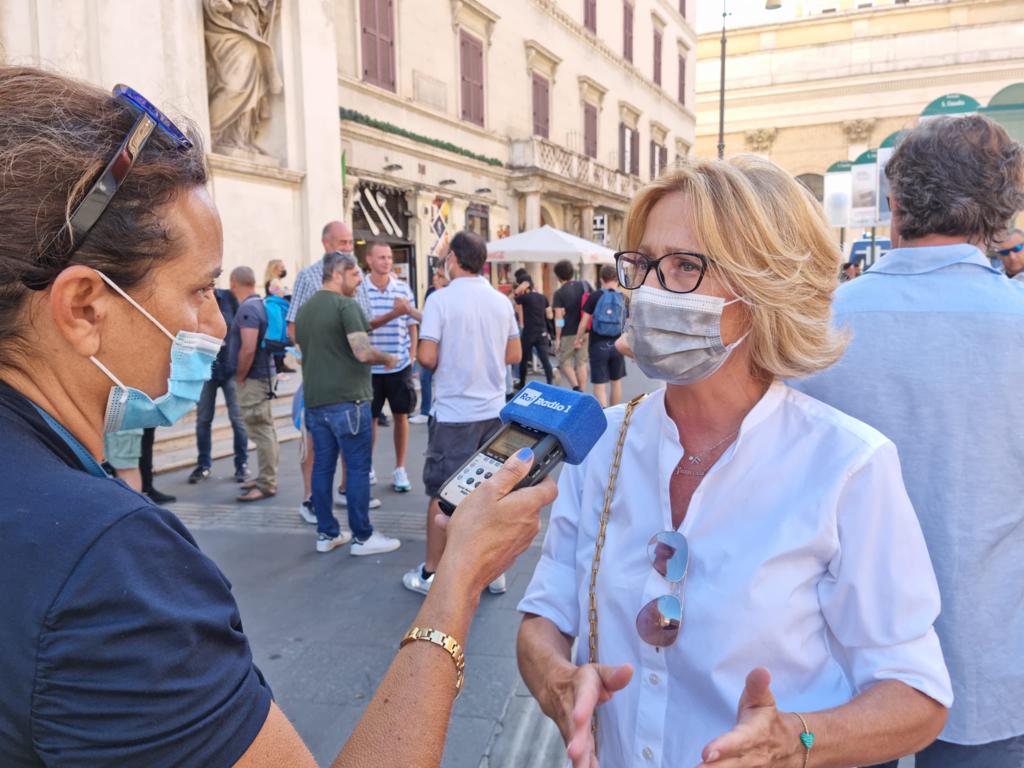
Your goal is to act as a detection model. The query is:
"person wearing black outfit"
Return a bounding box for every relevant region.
[513,278,554,387]
[578,265,627,407]
[551,259,592,391]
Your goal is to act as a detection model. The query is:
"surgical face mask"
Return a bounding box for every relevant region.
[89,271,222,432]
[626,285,748,385]
[279,268,287,279]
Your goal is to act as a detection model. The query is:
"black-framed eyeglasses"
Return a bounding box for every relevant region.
[23,84,192,291]
[996,243,1024,257]
[614,251,709,294]
[635,531,689,648]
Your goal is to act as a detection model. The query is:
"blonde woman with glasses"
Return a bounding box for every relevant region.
[517,156,953,768]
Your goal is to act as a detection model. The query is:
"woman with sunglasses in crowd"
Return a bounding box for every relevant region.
[0,66,554,768]
[517,156,953,768]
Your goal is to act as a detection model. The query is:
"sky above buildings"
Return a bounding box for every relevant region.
[696,1,800,33]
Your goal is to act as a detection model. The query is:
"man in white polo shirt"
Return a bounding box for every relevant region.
[403,231,522,596]
[356,240,420,493]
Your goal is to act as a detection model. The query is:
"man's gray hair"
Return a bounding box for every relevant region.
[322,250,358,282]
[885,115,1024,246]
[230,265,256,287]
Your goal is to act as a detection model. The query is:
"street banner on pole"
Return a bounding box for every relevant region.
[849,149,878,229]
[824,160,853,228]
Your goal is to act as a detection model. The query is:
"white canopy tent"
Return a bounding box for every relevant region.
[486,225,615,266]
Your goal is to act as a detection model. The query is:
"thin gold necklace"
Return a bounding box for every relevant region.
[673,429,739,477]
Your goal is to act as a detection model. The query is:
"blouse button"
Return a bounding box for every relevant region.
[648,673,660,685]
[642,746,655,761]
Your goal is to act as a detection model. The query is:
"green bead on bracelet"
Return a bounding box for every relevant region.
[792,712,814,768]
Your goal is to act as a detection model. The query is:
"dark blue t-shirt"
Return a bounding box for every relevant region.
[228,294,273,381]
[0,382,272,767]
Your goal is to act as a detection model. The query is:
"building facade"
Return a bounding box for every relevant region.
[339,0,698,296]
[1,1,697,300]
[694,0,1024,246]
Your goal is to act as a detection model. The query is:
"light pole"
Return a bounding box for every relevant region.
[718,0,783,160]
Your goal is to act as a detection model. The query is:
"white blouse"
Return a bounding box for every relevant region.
[519,383,953,767]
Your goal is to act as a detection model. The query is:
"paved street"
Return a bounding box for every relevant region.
[158,369,651,768]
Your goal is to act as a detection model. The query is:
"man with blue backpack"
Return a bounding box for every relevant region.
[577,264,628,407]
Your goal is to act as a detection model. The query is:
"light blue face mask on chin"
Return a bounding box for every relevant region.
[89,270,222,433]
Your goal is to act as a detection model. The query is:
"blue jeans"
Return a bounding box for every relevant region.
[195,376,248,472]
[419,366,433,416]
[307,401,373,541]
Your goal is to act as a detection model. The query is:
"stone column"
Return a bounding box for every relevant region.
[524,190,542,230]
[581,204,595,240]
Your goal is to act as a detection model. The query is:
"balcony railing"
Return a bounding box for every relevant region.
[508,138,642,199]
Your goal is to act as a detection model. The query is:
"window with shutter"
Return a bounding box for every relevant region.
[623,2,634,63]
[679,0,686,18]
[650,140,656,180]
[630,128,640,176]
[678,54,686,105]
[584,0,597,32]
[460,31,484,126]
[584,103,598,158]
[532,74,550,139]
[619,122,627,173]
[361,0,395,91]
[660,144,668,175]
[653,29,662,86]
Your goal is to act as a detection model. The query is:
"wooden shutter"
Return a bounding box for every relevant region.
[649,140,656,180]
[584,103,598,158]
[678,54,686,105]
[659,144,668,175]
[623,2,633,63]
[584,0,597,32]
[653,29,662,86]
[679,0,686,18]
[532,74,550,138]
[377,0,396,91]
[360,0,378,85]
[630,128,640,176]
[460,31,484,126]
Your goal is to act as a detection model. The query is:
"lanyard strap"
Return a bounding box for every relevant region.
[587,392,646,749]
[30,404,108,478]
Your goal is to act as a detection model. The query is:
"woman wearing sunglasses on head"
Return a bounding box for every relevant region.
[517,156,953,768]
[0,66,555,768]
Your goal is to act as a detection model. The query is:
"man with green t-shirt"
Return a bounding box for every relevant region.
[295,251,402,556]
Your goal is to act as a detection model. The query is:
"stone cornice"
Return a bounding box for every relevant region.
[529,0,693,123]
[578,75,609,106]
[524,39,563,81]
[450,0,500,40]
[207,153,305,185]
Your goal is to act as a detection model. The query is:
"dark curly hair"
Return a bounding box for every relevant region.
[885,115,1024,245]
[0,65,207,369]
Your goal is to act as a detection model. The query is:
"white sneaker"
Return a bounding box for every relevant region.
[316,531,352,553]
[393,466,412,493]
[299,497,316,525]
[334,493,382,509]
[369,467,378,486]
[409,413,429,424]
[488,574,508,595]
[350,531,401,556]
[403,563,434,595]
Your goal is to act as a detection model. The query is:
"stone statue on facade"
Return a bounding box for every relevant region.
[203,0,283,157]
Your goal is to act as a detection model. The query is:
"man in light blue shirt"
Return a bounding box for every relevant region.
[795,115,1024,768]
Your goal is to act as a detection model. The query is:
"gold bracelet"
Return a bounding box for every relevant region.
[791,712,815,768]
[400,626,465,695]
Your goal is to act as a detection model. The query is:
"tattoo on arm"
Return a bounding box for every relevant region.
[348,332,393,365]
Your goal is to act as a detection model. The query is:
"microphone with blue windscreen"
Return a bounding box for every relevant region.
[438,383,608,515]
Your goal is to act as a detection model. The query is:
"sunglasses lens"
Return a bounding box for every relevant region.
[647,531,688,582]
[636,595,682,647]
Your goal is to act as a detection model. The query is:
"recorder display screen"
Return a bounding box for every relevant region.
[486,424,543,460]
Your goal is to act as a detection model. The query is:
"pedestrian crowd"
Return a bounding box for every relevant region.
[3,64,1024,768]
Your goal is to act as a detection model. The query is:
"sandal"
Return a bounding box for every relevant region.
[237,487,276,502]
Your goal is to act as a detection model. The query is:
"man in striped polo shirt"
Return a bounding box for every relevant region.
[356,240,421,492]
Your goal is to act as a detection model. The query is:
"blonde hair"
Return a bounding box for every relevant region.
[624,155,846,380]
[263,259,285,287]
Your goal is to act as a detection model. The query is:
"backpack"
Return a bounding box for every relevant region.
[578,281,594,331]
[591,289,626,336]
[262,294,291,354]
